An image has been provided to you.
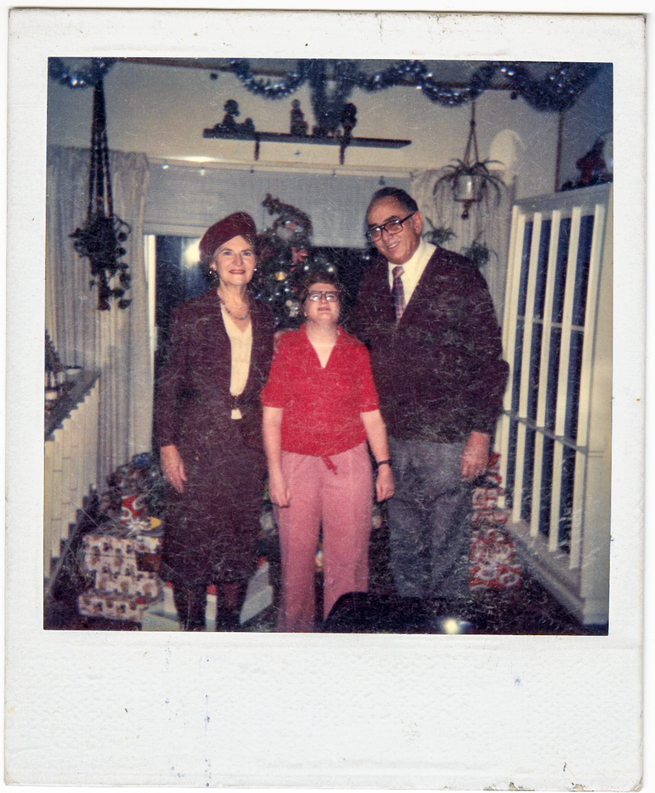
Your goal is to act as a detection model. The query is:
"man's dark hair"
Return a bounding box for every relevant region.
[367,187,419,217]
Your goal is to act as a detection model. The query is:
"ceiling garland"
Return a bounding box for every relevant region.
[227,59,603,115]
[49,57,603,131]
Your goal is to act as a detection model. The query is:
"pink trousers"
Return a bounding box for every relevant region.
[274,442,373,632]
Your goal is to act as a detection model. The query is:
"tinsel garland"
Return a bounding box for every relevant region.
[51,57,602,117]
[228,58,603,118]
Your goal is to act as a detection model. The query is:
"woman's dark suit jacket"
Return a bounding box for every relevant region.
[155,289,275,585]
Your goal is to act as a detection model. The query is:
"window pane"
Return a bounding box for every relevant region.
[527,321,543,422]
[505,419,519,510]
[511,319,525,414]
[545,326,562,431]
[533,219,551,320]
[571,214,595,327]
[517,221,533,317]
[538,436,555,539]
[559,445,576,552]
[565,329,585,441]
[521,427,536,521]
[155,235,205,350]
[551,218,571,323]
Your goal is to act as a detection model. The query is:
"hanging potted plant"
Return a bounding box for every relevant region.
[433,101,507,219]
[435,158,507,219]
[422,218,457,247]
[461,233,498,269]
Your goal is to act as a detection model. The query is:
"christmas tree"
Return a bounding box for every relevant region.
[252,194,339,328]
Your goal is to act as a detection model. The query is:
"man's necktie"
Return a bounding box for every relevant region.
[392,265,405,323]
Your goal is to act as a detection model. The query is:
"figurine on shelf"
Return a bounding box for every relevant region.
[290,99,308,137]
[207,99,255,136]
[221,99,240,130]
[338,102,358,164]
[340,102,358,139]
[560,136,612,192]
[312,124,331,139]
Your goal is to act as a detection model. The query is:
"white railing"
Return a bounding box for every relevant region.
[496,184,612,625]
[44,375,100,581]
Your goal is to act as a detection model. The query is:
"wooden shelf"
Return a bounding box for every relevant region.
[203,127,411,163]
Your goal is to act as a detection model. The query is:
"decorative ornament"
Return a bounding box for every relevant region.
[338,102,358,164]
[205,99,255,136]
[560,136,612,192]
[433,101,507,220]
[49,57,116,89]
[290,99,308,136]
[274,271,288,282]
[69,76,132,310]
[262,194,313,248]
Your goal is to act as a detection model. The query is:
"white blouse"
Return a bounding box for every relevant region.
[221,307,253,420]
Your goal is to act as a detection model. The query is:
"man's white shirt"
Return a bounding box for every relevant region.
[386,238,437,307]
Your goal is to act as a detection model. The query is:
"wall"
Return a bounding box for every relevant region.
[45,59,612,204]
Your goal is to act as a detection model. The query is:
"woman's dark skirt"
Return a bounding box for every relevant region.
[161,421,266,589]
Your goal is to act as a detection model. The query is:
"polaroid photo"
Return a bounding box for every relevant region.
[5,7,646,789]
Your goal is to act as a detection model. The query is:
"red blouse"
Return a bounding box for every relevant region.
[260,326,380,457]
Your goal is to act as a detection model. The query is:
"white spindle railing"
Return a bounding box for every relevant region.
[497,184,612,625]
[44,376,100,581]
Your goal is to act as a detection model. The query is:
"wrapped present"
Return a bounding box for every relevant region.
[488,452,501,473]
[81,533,138,576]
[133,532,163,554]
[121,493,148,527]
[78,590,148,623]
[489,509,510,525]
[259,509,276,533]
[469,524,522,590]
[132,571,162,600]
[96,570,132,596]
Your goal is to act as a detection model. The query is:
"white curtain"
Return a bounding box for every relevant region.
[411,169,515,325]
[46,145,152,486]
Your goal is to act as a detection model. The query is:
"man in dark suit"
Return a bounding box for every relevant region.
[353,187,509,611]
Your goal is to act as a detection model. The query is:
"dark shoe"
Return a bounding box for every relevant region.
[180,619,206,631]
[215,610,241,631]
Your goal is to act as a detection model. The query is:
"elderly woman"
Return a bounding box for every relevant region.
[261,270,395,632]
[156,212,275,631]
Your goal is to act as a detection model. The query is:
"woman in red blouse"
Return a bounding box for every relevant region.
[261,270,395,632]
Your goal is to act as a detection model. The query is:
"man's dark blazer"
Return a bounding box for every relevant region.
[352,246,509,443]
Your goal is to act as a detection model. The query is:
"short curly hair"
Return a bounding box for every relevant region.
[298,269,344,305]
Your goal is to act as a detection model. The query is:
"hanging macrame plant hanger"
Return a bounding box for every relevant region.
[70,75,132,311]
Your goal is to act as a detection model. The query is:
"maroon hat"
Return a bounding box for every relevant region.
[199,212,257,259]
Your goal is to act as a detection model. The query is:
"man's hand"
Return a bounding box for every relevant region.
[460,431,490,481]
[160,444,187,493]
